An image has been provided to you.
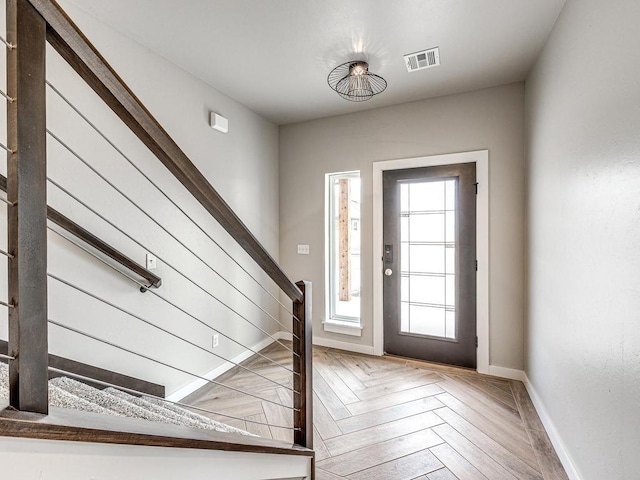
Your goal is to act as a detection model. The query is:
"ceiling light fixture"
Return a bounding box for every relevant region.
[327,61,387,102]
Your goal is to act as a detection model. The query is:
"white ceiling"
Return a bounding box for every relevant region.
[65,0,565,125]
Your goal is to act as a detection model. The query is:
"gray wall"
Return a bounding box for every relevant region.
[280,83,526,369]
[0,3,281,396]
[525,0,640,478]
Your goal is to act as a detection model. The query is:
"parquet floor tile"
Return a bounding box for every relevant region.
[184,343,569,479]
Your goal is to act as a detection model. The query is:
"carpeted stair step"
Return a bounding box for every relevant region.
[0,363,252,436]
[105,387,252,436]
[0,363,120,417]
[144,395,253,433]
[50,376,184,424]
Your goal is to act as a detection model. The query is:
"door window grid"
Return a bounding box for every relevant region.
[399,179,456,339]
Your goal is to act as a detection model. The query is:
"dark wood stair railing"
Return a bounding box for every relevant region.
[293,281,313,450]
[7,0,49,415]
[4,0,314,466]
[0,340,165,397]
[29,0,302,303]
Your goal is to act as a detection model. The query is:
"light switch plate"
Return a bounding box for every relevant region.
[146,253,157,270]
[297,244,310,255]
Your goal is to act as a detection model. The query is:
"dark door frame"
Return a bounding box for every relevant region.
[383,163,477,368]
[372,150,490,374]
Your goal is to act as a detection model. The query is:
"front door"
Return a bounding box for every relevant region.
[383,163,476,368]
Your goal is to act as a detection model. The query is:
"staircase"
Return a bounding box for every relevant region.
[0,1,313,477]
[0,363,251,437]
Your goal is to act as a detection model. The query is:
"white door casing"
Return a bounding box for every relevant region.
[372,150,490,374]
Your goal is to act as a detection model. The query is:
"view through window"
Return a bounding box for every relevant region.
[327,171,361,322]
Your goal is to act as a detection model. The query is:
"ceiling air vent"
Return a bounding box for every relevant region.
[404,47,440,72]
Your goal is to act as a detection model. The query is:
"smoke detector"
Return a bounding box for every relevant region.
[404,47,440,72]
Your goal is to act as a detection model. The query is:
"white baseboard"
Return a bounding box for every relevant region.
[166,335,281,402]
[487,365,526,381]
[523,374,582,480]
[486,367,582,480]
[312,336,376,355]
[276,331,293,342]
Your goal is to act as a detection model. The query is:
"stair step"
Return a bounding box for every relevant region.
[0,362,252,436]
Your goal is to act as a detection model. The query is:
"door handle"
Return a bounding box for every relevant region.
[384,268,393,276]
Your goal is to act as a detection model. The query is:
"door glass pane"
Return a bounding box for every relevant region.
[399,179,456,339]
[401,242,409,272]
[409,244,445,273]
[445,247,455,274]
[445,211,455,243]
[409,304,445,337]
[401,274,409,302]
[445,274,456,307]
[409,275,445,306]
[408,181,445,211]
[409,214,445,243]
[400,301,410,332]
[401,216,409,240]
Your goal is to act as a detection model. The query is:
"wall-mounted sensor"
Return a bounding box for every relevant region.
[210,112,228,133]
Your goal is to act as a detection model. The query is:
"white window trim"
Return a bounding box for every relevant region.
[324,171,362,331]
[372,150,489,374]
[322,318,363,337]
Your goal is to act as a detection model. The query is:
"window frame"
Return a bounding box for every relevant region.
[324,170,362,329]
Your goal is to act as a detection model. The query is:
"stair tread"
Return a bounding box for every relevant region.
[0,363,252,437]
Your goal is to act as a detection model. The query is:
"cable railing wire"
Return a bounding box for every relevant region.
[47,127,296,342]
[48,318,297,412]
[47,366,296,430]
[46,80,300,327]
[0,34,15,50]
[46,174,298,359]
[0,41,306,440]
[48,225,296,375]
[141,282,296,374]
[49,227,296,377]
[141,285,297,374]
[47,130,297,350]
[0,141,14,154]
[0,88,15,103]
[47,225,155,288]
[45,262,297,392]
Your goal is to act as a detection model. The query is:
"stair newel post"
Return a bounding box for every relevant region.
[6,0,49,414]
[293,280,313,449]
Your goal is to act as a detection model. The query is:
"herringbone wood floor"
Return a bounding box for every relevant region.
[183,343,568,480]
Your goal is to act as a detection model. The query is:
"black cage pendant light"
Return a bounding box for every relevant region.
[327,61,387,102]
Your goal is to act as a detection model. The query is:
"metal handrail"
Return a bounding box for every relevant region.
[0,173,161,288]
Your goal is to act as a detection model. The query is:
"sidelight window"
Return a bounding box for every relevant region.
[326,171,361,324]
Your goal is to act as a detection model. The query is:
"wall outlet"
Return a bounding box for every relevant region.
[297,244,310,255]
[212,334,220,348]
[146,253,157,270]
